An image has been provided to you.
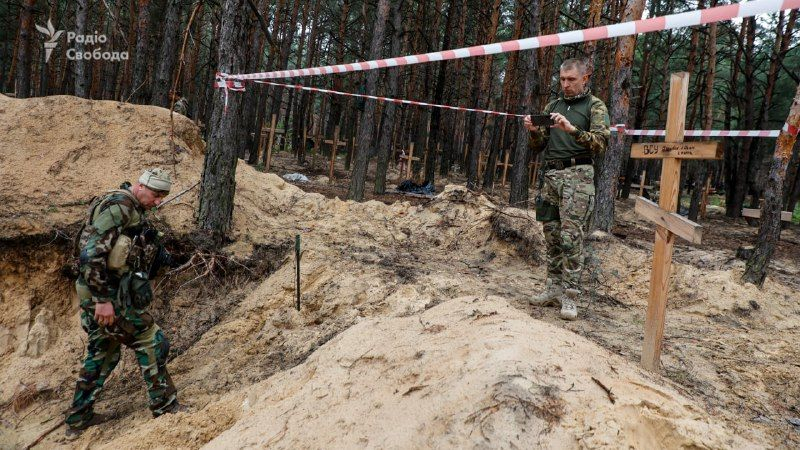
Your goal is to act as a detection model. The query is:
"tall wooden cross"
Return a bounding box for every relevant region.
[259,114,284,172]
[325,125,347,183]
[630,72,723,372]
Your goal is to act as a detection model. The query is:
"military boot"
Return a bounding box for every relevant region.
[530,280,563,306]
[559,288,580,320]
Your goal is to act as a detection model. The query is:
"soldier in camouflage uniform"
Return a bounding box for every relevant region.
[524,58,610,320]
[65,169,182,437]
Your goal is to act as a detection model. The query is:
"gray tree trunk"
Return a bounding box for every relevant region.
[347,0,390,201]
[508,0,541,208]
[743,83,800,286]
[593,0,645,231]
[74,0,90,98]
[198,0,248,241]
[128,0,152,103]
[374,0,403,195]
[151,0,183,107]
[14,0,36,98]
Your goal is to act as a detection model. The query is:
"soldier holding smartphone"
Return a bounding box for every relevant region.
[523,58,610,320]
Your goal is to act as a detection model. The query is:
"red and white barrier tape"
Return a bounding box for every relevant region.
[220,0,799,81]
[214,73,245,111]
[612,125,781,137]
[256,80,526,118]
[258,81,786,138]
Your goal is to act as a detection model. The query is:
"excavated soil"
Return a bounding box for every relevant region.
[1,94,799,449]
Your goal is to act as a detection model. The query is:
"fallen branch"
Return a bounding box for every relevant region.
[591,377,616,404]
[23,420,63,450]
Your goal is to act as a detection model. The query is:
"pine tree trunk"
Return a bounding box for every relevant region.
[198,0,248,241]
[14,0,36,98]
[730,17,756,217]
[688,16,718,221]
[128,0,152,103]
[151,0,182,107]
[509,0,542,208]
[374,0,404,195]
[742,83,800,286]
[72,0,90,98]
[593,0,645,231]
[325,0,351,139]
[467,0,502,189]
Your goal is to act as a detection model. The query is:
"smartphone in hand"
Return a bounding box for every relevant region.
[530,114,555,126]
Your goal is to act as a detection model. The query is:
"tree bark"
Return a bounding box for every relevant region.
[198,0,248,241]
[151,0,183,107]
[374,0,404,195]
[467,0,502,189]
[14,0,36,98]
[730,17,756,217]
[128,0,152,103]
[73,0,90,98]
[742,83,800,286]
[509,0,542,208]
[593,0,645,231]
[688,15,718,221]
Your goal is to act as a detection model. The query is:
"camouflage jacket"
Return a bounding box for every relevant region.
[528,91,610,160]
[77,188,145,303]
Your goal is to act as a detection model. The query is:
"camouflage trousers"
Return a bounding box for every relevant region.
[540,164,595,290]
[65,279,177,429]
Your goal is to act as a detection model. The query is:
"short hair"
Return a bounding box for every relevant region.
[560,58,589,75]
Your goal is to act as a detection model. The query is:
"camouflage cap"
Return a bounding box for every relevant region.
[139,168,172,193]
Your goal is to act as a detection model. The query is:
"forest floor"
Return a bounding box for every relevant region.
[1,94,799,449]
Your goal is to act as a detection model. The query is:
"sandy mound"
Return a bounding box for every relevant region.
[0,94,204,239]
[199,295,748,449]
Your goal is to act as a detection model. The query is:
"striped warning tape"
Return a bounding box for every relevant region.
[613,125,781,137]
[256,80,525,117]
[220,0,799,82]
[260,81,785,138]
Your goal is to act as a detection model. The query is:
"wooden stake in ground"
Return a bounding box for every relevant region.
[630,72,722,372]
[325,126,346,182]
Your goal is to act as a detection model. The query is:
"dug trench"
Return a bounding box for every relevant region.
[0,228,300,444]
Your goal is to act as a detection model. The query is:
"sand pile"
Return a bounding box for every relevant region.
[0,94,206,239]
[198,295,748,449]
[1,95,797,449]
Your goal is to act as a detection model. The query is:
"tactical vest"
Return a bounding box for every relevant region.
[74,188,144,273]
[543,94,595,161]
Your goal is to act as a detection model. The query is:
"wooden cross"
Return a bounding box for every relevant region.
[325,125,347,183]
[259,114,285,172]
[529,160,540,188]
[398,142,420,181]
[496,151,512,187]
[742,208,793,222]
[311,126,323,169]
[477,152,488,184]
[630,72,723,372]
[699,175,712,219]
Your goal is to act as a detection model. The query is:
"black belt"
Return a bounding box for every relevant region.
[544,156,593,170]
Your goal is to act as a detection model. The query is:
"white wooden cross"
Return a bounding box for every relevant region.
[630,72,723,372]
